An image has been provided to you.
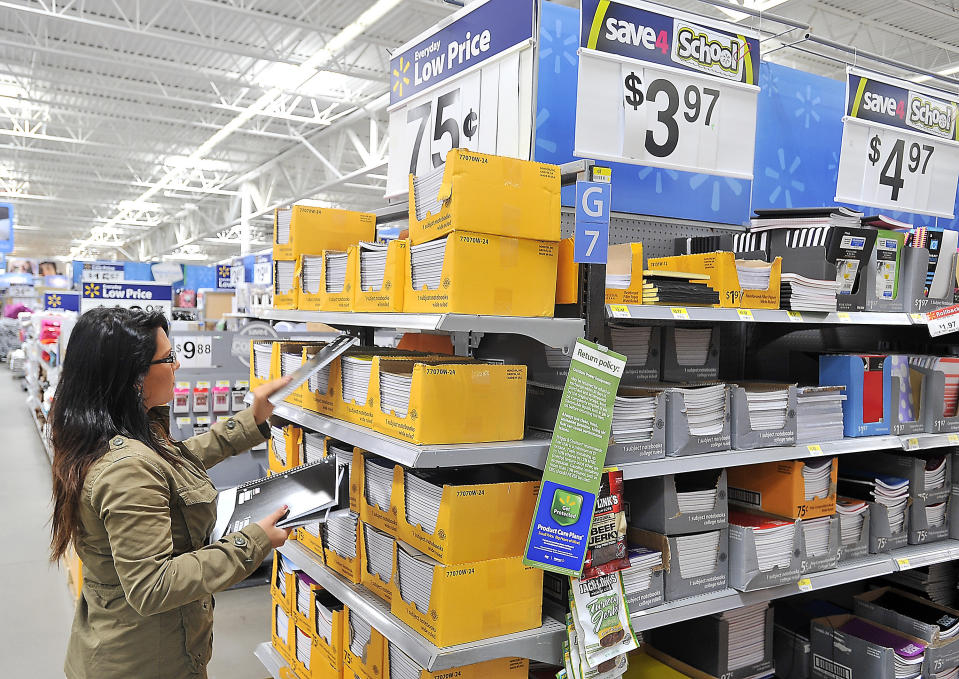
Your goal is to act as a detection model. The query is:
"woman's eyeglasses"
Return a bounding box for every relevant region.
[150,350,177,365]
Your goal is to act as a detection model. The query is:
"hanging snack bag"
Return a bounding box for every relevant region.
[581,469,629,579]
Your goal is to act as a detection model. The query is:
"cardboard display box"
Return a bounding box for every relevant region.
[250,339,276,390]
[810,614,928,679]
[406,150,560,246]
[630,527,729,602]
[888,356,926,436]
[323,511,362,585]
[354,239,407,313]
[297,521,326,561]
[605,242,645,305]
[384,643,529,679]
[293,571,322,633]
[729,512,804,591]
[729,384,798,450]
[911,363,959,434]
[343,607,385,679]
[839,504,871,563]
[866,500,910,553]
[819,354,892,437]
[611,325,662,385]
[271,552,297,615]
[660,326,720,383]
[274,258,299,310]
[269,424,302,474]
[908,495,950,546]
[844,450,951,502]
[272,600,296,666]
[727,458,838,520]
[305,589,346,679]
[802,516,843,576]
[665,386,732,457]
[647,251,783,310]
[626,469,728,536]
[272,204,375,261]
[298,248,357,313]
[350,450,400,537]
[358,520,394,606]
[774,623,812,679]
[273,341,328,408]
[334,350,439,429]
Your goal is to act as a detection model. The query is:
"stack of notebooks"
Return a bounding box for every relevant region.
[396,544,436,613]
[314,594,339,647]
[324,511,358,559]
[675,384,726,436]
[674,530,722,578]
[872,589,959,639]
[744,386,790,431]
[404,469,444,535]
[605,270,632,289]
[276,555,293,600]
[410,238,447,290]
[389,644,425,679]
[276,210,292,244]
[779,273,839,312]
[412,165,444,221]
[801,516,832,558]
[348,612,373,661]
[677,484,718,513]
[722,603,770,671]
[295,576,314,622]
[379,369,413,418]
[341,356,373,405]
[911,356,959,416]
[275,260,296,295]
[621,547,662,596]
[643,271,719,306]
[301,255,323,294]
[749,207,864,245]
[295,627,312,671]
[324,251,349,293]
[837,617,925,679]
[885,563,959,607]
[803,459,833,500]
[608,325,653,365]
[837,496,869,545]
[840,472,909,534]
[731,511,794,571]
[674,328,712,366]
[253,343,273,380]
[359,242,389,291]
[280,350,302,378]
[364,456,395,513]
[611,393,658,443]
[270,426,289,468]
[275,607,291,650]
[925,456,948,491]
[364,524,395,584]
[303,433,325,466]
[736,260,773,291]
[926,502,948,528]
[308,356,331,395]
[796,386,846,444]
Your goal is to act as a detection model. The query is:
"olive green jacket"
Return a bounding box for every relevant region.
[64,407,273,679]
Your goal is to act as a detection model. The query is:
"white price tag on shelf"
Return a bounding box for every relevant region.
[806,444,824,456]
[175,336,213,368]
[787,311,804,323]
[837,312,852,323]
[737,309,754,321]
[910,313,927,324]
[905,437,920,451]
[948,434,959,444]
[927,305,959,337]
[609,304,631,318]
[670,307,689,320]
[896,557,911,569]
[797,578,813,593]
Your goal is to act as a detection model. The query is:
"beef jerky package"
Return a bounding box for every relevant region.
[581,469,629,579]
[565,612,629,679]
[569,573,640,669]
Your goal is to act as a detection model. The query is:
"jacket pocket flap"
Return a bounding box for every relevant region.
[177,482,217,506]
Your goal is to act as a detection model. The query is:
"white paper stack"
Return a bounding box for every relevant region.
[621,547,662,595]
[410,238,447,291]
[324,511,358,559]
[253,343,273,380]
[271,426,288,467]
[331,442,353,473]
[677,486,718,513]
[275,209,292,244]
[675,384,726,436]
[894,653,924,679]
[938,666,959,679]
[364,457,394,512]
[396,545,436,613]
[364,524,395,584]
[544,347,572,370]
[412,164,445,221]
[883,562,959,607]
[801,516,832,558]
[275,260,295,295]
[736,260,773,291]
[275,606,290,644]
[749,521,795,571]
[302,255,323,294]
[276,555,292,598]
[836,497,868,545]
[302,521,321,540]
[796,386,846,444]
[803,459,833,501]
[780,273,839,312]
[927,502,948,528]
[606,271,631,289]
[674,328,713,366]
[925,456,947,491]
[325,251,349,293]
[674,531,721,578]
[744,386,790,431]
[295,626,311,669]
[389,643,423,679]
[295,577,311,618]
[308,357,331,394]
[380,369,413,417]
[876,477,910,534]
[611,393,658,443]
[404,470,443,535]
[348,612,373,660]
[303,433,325,466]
[609,325,653,366]
[722,603,769,670]
[315,598,335,646]
[280,350,302,378]
[360,242,390,291]
[341,356,373,405]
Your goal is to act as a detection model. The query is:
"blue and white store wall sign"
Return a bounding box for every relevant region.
[81,281,173,317]
[44,291,80,312]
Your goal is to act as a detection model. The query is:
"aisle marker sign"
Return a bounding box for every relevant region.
[575,0,761,178]
[836,68,959,218]
[81,281,173,318]
[44,291,79,312]
[574,180,612,264]
[524,339,626,576]
[385,0,538,196]
[216,264,235,290]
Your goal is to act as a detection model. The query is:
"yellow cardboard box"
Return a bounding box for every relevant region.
[343,608,385,679]
[298,248,358,312]
[271,553,296,614]
[371,359,527,445]
[273,205,375,261]
[273,341,327,408]
[605,243,645,305]
[358,520,394,605]
[272,600,296,666]
[407,150,561,246]
[297,522,326,562]
[354,239,407,313]
[270,424,302,474]
[404,231,558,317]
[389,540,544,647]
[555,237,579,305]
[274,258,300,310]
[335,351,437,429]
[306,590,346,679]
[323,511,362,585]
[384,643,529,679]
[727,458,838,519]
[351,449,400,537]
[250,339,277,391]
[395,467,539,564]
[647,251,783,309]
[293,572,323,633]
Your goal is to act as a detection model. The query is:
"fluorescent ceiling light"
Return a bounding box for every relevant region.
[717,0,793,22]
[117,199,161,211]
[911,64,959,84]
[163,155,235,173]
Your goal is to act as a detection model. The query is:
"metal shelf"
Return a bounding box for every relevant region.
[901,432,959,451]
[278,542,565,671]
[631,540,959,632]
[607,304,920,326]
[250,307,584,351]
[254,642,289,679]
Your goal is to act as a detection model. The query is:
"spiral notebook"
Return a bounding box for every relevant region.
[268,334,358,405]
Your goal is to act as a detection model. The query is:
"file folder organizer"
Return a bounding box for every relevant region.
[406,150,561,246]
[664,386,732,457]
[359,520,394,605]
[354,239,407,313]
[647,251,783,309]
[889,356,926,436]
[727,459,838,520]
[298,247,358,312]
[322,511,362,585]
[272,204,375,261]
[269,424,303,474]
[729,384,798,450]
[605,242,645,305]
[626,469,728,536]
[801,516,842,576]
[819,354,892,437]
[395,467,539,565]
[864,233,915,313]
[343,607,385,679]
[839,505,871,563]
[661,326,720,383]
[810,614,928,679]
[272,553,297,615]
[350,449,400,537]
[729,514,804,591]
[868,500,910,553]
[630,527,730,601]
[389,540,544,647]
[272,601,296,666]
[308,590,346,679]
[384,643,529,679]
[845,451,951,502]
[910,364,959,434]
[908,495,950,546]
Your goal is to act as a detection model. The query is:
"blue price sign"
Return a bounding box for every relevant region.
[574,180,611,264]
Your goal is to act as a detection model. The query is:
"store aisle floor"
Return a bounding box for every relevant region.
[0,374,270,678]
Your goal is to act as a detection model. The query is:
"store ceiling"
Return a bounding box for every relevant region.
[2,0,958,263]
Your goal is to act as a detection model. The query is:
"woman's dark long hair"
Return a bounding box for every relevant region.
[50,307,178,561]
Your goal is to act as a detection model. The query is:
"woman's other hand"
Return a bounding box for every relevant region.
[251,376,292,425]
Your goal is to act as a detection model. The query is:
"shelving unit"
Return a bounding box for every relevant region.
[607,304,925,326]
[253,642,289,679]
